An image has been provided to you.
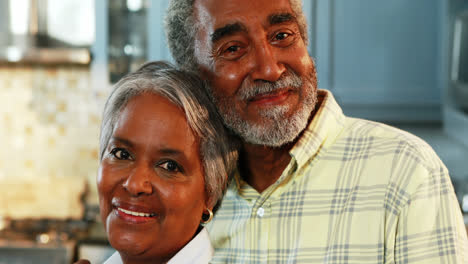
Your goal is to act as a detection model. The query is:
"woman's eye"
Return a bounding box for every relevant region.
[158,160,181,172]
[110,148,132,160]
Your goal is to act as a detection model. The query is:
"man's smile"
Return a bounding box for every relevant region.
[248,88,293,106]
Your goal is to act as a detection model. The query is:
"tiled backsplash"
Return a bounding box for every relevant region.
[0,65,108,218]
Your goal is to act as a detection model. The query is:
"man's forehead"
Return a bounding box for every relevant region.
[193,0,296,33]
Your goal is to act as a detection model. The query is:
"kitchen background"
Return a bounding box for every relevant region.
[1,0,468,263]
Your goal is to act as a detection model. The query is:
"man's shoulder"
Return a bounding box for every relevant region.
[341,117,444,171]
[347,117,428,145]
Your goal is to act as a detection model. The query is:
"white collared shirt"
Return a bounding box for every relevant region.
[104,228,213,264]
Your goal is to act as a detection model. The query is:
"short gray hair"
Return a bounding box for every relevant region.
[99,61,238,209]
[164,0,308,71]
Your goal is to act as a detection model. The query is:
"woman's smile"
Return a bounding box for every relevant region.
[98,93,208,260]
[93,61,237,264]
[114,207,158,224]
[112,200,159,224]
[117,207,157,218]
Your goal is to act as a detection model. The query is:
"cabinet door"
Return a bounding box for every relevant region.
[93,0,170,88]
[312,0,444,121]
[147,0,172,62]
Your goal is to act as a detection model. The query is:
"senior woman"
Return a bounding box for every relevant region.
[78,61,237,264]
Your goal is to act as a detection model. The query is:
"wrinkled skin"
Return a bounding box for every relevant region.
[97,93,209,264]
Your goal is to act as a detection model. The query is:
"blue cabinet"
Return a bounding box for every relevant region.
[310,0,445,122]
[93,0,447,122]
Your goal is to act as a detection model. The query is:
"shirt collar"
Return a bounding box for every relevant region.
[290,89,346,170]
[104,251,122,264]
[231,89,345,191]
[168,227,213,264]
[104,228,213,264]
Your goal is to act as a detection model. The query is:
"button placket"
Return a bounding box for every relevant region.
[256,207,265,217]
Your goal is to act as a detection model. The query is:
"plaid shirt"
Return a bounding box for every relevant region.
[207,90,468,263]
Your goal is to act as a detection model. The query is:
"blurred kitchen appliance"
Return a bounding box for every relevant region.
[0,177,88,263]
[445,7,468,148]
[0,203,102,263]
[108,0,149,83]
[0,219,80,264]
[0,0,93,65]
[0,245,74,264]
[452,10,468,110]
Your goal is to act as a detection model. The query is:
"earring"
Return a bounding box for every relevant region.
[201,208,213,224]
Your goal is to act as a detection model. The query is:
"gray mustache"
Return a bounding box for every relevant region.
[238,73,303,101]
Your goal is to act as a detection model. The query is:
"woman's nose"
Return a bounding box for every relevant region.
[122,164,153,196]
[249,41,286,82]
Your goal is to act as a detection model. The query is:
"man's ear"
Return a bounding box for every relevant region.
[197,64,212,81]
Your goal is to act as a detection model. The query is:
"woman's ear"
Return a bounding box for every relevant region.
[201,196,215,225]
[205,195,216,211]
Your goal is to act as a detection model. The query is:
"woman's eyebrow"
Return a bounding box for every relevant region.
[109,136,133,147]
[158,148,184,156]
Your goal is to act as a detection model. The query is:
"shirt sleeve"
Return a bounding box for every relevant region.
[394,163,468,263]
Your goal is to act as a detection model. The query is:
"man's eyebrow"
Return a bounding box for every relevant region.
[268,12,297,25]
[211,23,247,43]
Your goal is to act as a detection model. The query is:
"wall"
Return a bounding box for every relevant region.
[0,65,107,219]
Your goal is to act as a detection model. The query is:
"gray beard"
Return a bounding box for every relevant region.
[212,71,317,147]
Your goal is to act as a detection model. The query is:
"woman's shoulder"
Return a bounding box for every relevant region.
[103,251,122,264]
[168,228,214,264]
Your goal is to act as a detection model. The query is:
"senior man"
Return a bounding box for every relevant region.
[165,0,468,263]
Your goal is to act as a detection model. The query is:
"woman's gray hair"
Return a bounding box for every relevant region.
[99,61,238,209]
[164,0,308,71]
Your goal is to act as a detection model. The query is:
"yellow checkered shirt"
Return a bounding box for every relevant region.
[207,90,468,263]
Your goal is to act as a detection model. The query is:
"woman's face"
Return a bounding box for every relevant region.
[97,93,208,263]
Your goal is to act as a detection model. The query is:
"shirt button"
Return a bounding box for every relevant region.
[257,207,265,218]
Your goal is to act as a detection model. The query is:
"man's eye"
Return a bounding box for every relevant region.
[274,32,290,41]
[225,45,241,53]
[110,148,132,160]
[217,42,247,60]
[158,160,181,173]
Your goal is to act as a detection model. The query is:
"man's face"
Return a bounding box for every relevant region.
[193,0,317,147]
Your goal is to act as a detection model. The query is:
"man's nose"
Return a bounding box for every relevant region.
[249,41,286,82]
[122,164,153,196]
